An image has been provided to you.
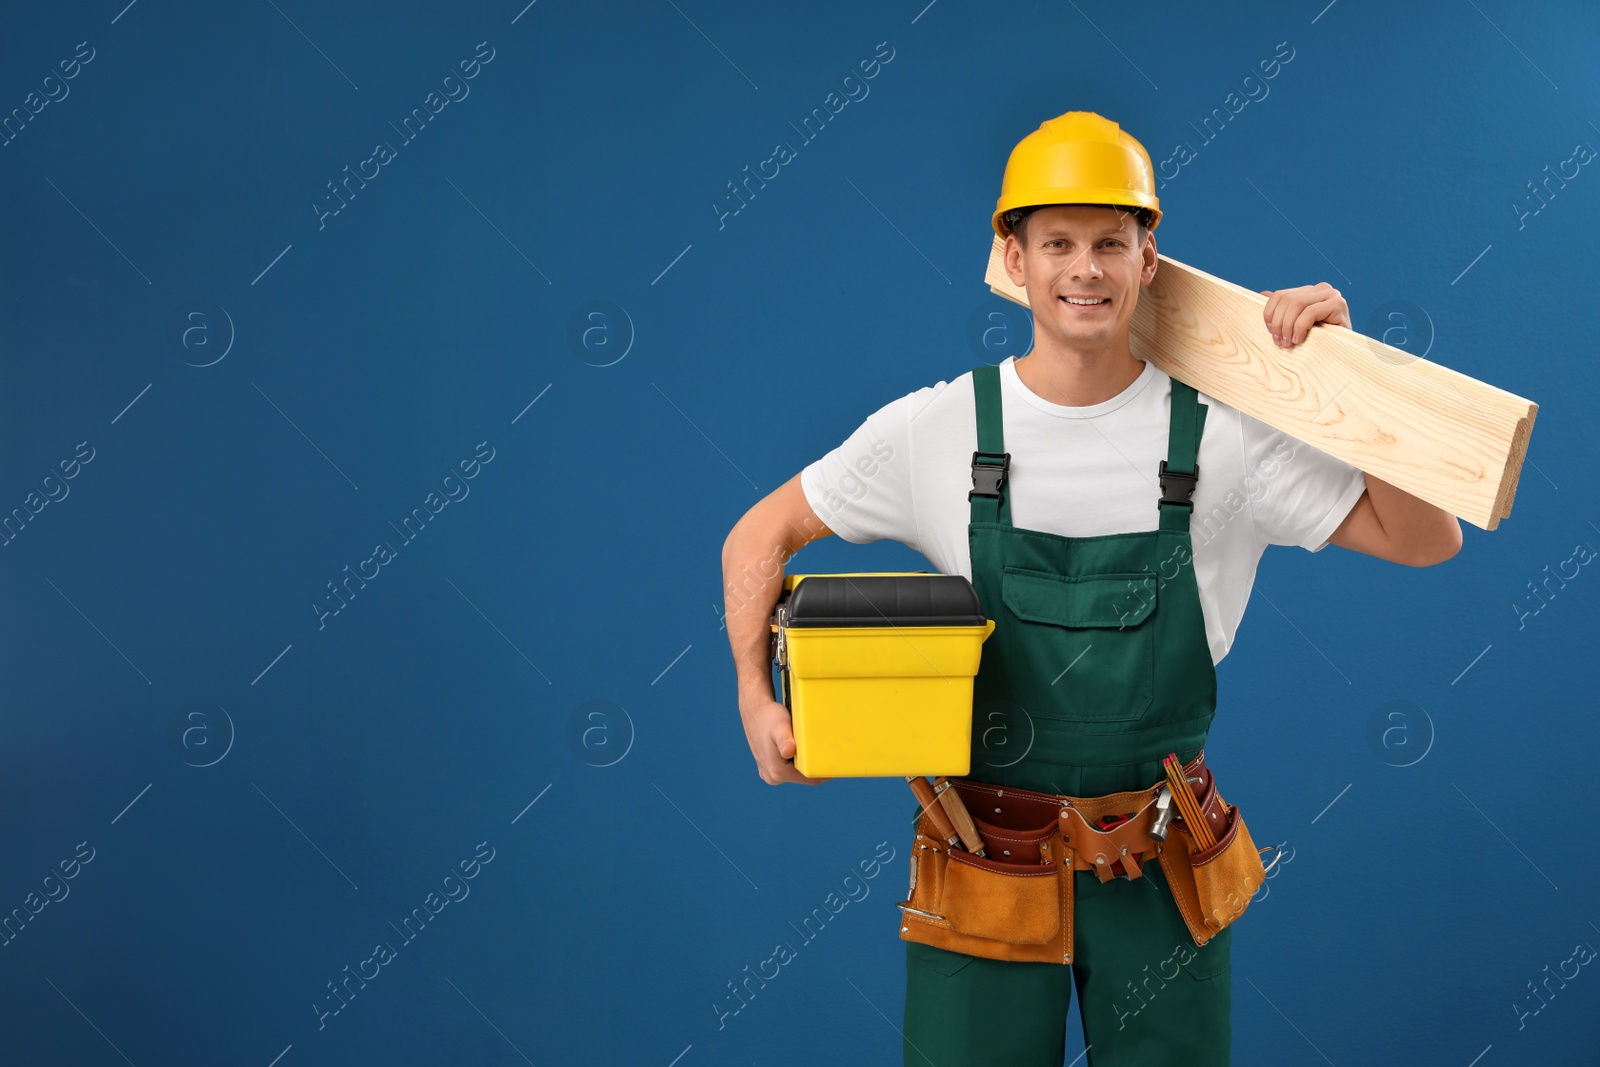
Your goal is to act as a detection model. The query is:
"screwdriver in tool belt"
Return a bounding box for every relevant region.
[932,777,986,856]
[906,776,961,850]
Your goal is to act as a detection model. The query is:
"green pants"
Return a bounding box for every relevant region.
[903,862,1232,1066]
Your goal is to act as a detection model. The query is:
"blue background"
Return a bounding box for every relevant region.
[2,1,1596,1064]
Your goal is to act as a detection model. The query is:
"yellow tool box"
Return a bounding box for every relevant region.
[770,572,997,778]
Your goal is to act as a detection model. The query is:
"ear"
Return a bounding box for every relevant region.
[1004,233,1027,288]
[1140,232,1158,285]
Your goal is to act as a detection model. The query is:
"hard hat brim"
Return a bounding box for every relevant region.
[993,197,1163,240]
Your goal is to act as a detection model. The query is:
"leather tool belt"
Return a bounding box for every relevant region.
[896,751,1273,964]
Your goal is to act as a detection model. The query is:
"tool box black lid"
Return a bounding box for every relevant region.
[782,574,986,627]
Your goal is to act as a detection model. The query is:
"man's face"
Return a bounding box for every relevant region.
[1003,204,1157,351]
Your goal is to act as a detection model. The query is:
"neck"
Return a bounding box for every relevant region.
[1013,337,1144,408]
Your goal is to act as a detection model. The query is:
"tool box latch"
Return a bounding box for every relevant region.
[969,451,1011,500]
[771,604,790,668]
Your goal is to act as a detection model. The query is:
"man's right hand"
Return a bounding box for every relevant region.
[724,473,837,786]
[739,696,830,786]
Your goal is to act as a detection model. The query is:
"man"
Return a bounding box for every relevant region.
[721,111,1459,1065]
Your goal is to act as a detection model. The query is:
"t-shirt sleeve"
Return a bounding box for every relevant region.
[799,391,919,549]
[1240,410,1368,552]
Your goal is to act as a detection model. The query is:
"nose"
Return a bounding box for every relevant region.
[1066,245,1103,282]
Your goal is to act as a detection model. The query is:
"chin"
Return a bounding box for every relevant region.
[1053,319,1112,338]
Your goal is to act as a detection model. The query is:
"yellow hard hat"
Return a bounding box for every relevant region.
[992,110,1162,239]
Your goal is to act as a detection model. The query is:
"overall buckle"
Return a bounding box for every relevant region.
[1158,459,1198,508]
[969,451,1011,500]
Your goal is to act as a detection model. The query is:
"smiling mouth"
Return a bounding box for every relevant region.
[1059,296,1110,308]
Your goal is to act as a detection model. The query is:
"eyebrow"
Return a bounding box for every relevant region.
[1036,226,1128,238]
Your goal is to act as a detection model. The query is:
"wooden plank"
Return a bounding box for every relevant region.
[984,235,1537,531]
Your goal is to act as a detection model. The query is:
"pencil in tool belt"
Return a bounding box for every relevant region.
[1163,758,1212,850]
[1163,753,1215,850]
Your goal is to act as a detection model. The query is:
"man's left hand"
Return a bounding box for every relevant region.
[1257,282,1349,348]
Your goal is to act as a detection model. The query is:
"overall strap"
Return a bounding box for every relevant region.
[1158,378,1209,532]
[969,364,1011,525]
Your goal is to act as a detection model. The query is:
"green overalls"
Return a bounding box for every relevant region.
[902,363,1233,1067]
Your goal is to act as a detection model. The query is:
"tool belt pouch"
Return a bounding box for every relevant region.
[898,806,1071,965]
[1156,790,1269,947]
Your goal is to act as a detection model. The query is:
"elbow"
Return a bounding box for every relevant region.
[722,517,753,573]
[724,474,831,575]
[723,509,792,581]
[1399,518,1463,568]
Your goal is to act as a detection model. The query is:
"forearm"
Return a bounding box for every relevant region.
[1364,472,1462,566]
[722,517,793,706]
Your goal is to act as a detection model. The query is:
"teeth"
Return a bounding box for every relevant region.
[1063,297,1105,305]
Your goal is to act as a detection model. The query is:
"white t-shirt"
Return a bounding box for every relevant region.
[799,356,1367,664]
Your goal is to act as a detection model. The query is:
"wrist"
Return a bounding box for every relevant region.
[738,678,777,711]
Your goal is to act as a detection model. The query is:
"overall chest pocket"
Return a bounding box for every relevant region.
[998,565,1156,724]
